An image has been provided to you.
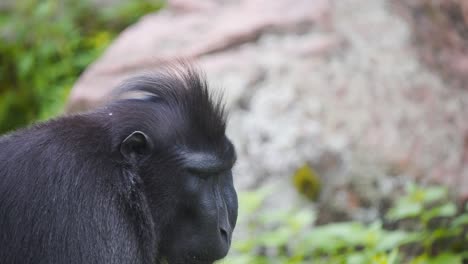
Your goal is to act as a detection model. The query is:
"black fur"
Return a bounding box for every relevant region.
[0,64,237,264]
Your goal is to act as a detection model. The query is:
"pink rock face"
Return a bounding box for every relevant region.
[67,0,468,215]
[464,2,468,24]
[66,0,331,113]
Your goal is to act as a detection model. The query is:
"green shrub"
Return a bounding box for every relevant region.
[221,184,468,264]
[0,0,164,134]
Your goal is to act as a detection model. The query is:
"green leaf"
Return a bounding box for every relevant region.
[376,231,420,251]
[386,201,423,220]
[17,52,34,77]
[387,249,400,264]
[422,186,447,203]
[303,222,373,252]
[422,203,457,222]
[346,253,368,264]
[452,214,468,227]
[427,227,461,242]
[425,253,462,264]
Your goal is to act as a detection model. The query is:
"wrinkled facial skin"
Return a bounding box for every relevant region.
[140,136,238,264]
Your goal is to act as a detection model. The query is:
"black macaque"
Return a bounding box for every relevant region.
[0,65,238,264]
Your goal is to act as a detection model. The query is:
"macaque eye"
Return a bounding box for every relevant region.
[182,151,233,180]
[187,167,218,180]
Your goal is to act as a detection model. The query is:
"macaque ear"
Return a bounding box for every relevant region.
[120,131,153,161]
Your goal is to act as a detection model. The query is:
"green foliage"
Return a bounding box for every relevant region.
[220,184,468,264]
[0,0,164,134]
[293,164,321,201]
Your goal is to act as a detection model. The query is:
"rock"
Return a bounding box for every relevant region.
[66,0,331,113]
[67,0,468,221]
[395,0,468,89]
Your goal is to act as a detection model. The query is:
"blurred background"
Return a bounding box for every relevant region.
[1,0,468,263]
